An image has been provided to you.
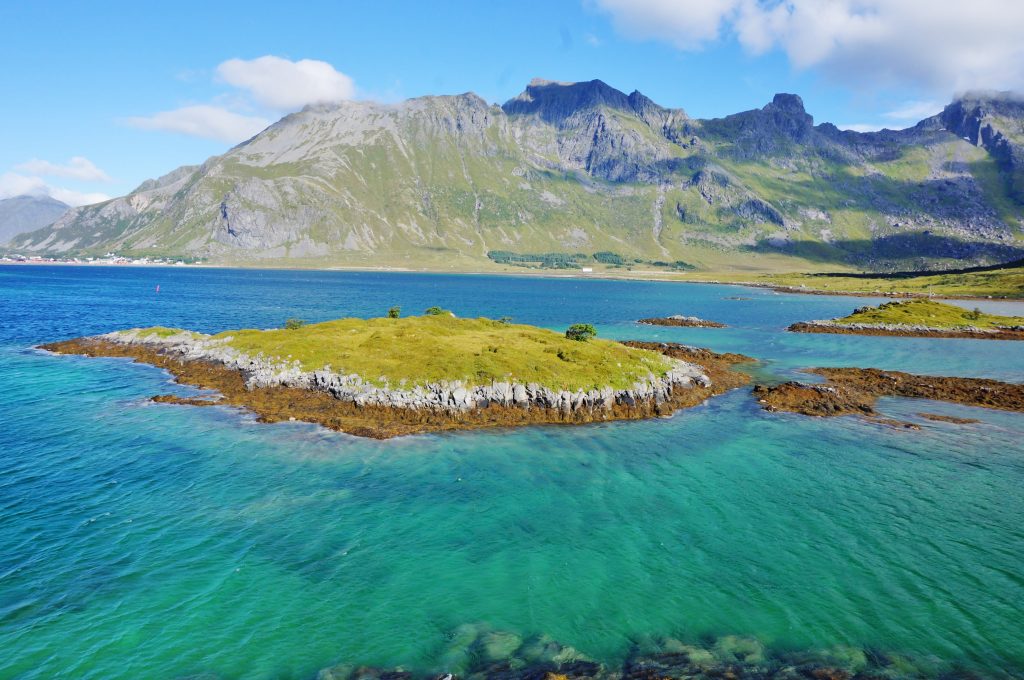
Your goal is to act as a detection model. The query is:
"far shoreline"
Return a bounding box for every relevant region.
[2,259,1022,302]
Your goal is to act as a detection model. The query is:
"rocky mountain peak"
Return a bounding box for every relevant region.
[766,93,807,115]
[502,78,636,122]
[0,194,71,244]
[940,92,1024,142]
[763,93,814,132]
[627,90,664,118]
[940,92,1024,202]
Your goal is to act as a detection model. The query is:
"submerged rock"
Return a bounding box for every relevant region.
[314,627,1000,680]
[713,635,766,665]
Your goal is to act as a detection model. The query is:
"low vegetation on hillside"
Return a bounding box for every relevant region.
[486,250,695,271]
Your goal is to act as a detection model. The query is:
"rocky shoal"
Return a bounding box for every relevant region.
[638,315,727,328]
[753,368,1024,423]
[788,321,1024,341]
[40,332,751,439]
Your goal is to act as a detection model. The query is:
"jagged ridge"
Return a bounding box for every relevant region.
[11,80,1024,271]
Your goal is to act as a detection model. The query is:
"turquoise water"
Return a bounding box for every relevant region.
[1,266,1023,679]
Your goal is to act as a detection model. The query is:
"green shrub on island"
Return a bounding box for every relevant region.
[424,306,451,316]
[387,306,401,319]
[285,318,306,330]
[565,323,597,342]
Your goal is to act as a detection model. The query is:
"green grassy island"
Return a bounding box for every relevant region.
[42,314,751,438]
[139,314,673,391]
[789,300,1024,340]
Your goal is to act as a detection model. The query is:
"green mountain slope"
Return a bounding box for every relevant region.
[11,80,1024,271]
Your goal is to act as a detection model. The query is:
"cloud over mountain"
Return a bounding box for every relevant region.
[124,56,356,143]
[15,156,112,182]
[0,172,110,207]
[125,105,272,143]
[595,0,1024,93]
[216,56,356,110]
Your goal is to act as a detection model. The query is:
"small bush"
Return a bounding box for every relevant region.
[424,306,449,316]
[387,306,401,319]
[284,318,306,330]
[497,316,513,324]
[565,323,597,342]
[966,307,983,321]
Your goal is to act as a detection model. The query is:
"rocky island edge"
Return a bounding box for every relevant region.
[788,300,1024,340]
[40,315,754,439]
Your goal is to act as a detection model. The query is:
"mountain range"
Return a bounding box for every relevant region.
[10,79,1024,271]
[0,195,69,244]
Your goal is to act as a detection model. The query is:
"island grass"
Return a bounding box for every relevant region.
[833,300,1024,329]
[136,326,197,339]
[131,315,673,391]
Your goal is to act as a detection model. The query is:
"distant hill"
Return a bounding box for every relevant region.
[0,195,70,245]
[12,80,1024,271]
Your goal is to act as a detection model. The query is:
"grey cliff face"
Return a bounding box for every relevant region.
[939,94,1024,202]
[502,79,688,183]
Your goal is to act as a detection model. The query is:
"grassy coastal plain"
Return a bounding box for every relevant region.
[6,251,1024,299]
[678,261,1024,299]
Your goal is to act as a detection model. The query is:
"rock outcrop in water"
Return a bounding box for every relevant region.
[754,367,1024,422]
[638,315,727,328]
[788,321,1024,341]
[40,331,751,439]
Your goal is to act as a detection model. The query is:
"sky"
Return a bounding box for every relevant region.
[2,0,1023,205]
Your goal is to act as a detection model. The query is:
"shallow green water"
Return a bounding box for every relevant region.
[1,266,1022,679]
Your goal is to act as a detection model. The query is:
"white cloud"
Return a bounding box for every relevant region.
[883,100,944,122]
[837,123,884,132]
[123,56,355,143]
[594,0,1024,93]
[123,105,272,143]
[597,0,740,50]
[216,56,356,110]
[16,156,111,182]
[48,187,112,207]
[0,172,110,207]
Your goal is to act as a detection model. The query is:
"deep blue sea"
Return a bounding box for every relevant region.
[1,265,1023,679]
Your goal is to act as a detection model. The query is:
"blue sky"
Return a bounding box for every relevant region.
[2,0,1022,204]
